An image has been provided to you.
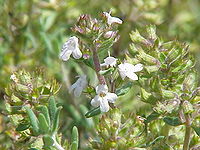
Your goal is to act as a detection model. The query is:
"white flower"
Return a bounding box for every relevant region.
[103,12,123,25]
[91,84,118,112]
[118,63,143,80]
[69,75,87,97]
[101,56,117,67]
[59,36,82,61]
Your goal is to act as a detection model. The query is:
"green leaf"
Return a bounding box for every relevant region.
[146,136,165,147]
[52,106,62,133]
[145,65,159,73]
[159,52,166,63]
[192,126,200,137]
[116,82,132,96]
[71,141,78,150]
[43,135,54,147]
[144,111,160,124]
[140,88,157,104]
[163,116,182,126]
[16,123,30,131]
[37,105,50,126]
[99,67,114,75]
[71,126,79,145]
[138,50,158,65]
[25,106,39,135]
[146,25,157,40]
[38,113,49,134]
[49,96,57,124]
[85,107,101,118]
[64,104,81,122]
[161,89,175,99]
[98,38,114,52]
[83,58,94,69]
[79,105,94,128]
[28,148,40,150]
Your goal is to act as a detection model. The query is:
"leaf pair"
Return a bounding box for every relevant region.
[25,96,62,136]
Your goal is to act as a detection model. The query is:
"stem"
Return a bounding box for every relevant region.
[52,135,65,150]
[183,114,191,150]
[92,47,106,84]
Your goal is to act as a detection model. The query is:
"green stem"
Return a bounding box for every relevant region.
[52,135,65,150]
[183,114,191,150]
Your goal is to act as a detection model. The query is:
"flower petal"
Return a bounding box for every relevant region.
[60,50,72,61]
[73,86,83,97]
[69,81,78,93]
[100,98,109,112]
[72,47,82,59]
[104,57,117,67]
[106,93,118,103]
[103,12,123,25]
[133,64,143,72]
[126,72,138,80]
[118,64,127,80]
[91,95,100,107]
[108,16,123,25]
[96,84,108,94]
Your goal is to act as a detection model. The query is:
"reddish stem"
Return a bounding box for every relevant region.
[92,47,106,85]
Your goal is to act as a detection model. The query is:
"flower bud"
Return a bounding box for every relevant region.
[138,50,160,65]
[182,100,194,114]
[10,94,23,105]
[130,30,147,43]
[104,31,117,38]
[162,89,176,99]
[90,140,101,149]
[146,25,157,41]
[16,83,32,93]
[183,72,197,92]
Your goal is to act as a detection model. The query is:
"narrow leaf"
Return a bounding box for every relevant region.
[16,123,30,131]
[52,106,62,133]
[43,135,54,147]
[163,116,182,126]
[49,96,57,124]
[144,111,160,124]
[192,126,200,137]
[85,107,101,118]
[25,106,39,135]
[72,126,79,143]
[71,141,78,150]
[116,82,132,96]
[38,113,49,134]
[37,105,50,126]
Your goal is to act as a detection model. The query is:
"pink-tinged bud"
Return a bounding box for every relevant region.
[73,25,85,34]
[83,54,90,59]
[104,31,117,38]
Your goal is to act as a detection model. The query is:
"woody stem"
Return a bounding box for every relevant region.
[183,114,191,150]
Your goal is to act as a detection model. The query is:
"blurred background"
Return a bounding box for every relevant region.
[0,0,200,149]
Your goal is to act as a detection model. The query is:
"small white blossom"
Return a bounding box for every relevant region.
[60,36,82,61]
[69,75,87,97]
[91,84,118,112]
[118,63,143,80]
[101,56,117,67]
[103,12,123,25]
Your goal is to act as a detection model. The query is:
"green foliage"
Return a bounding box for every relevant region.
[1,0,200,149]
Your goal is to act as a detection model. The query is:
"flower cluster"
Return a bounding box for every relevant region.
[59,12,143,113]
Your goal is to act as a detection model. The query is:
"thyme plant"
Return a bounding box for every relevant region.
[3,11,200,150]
